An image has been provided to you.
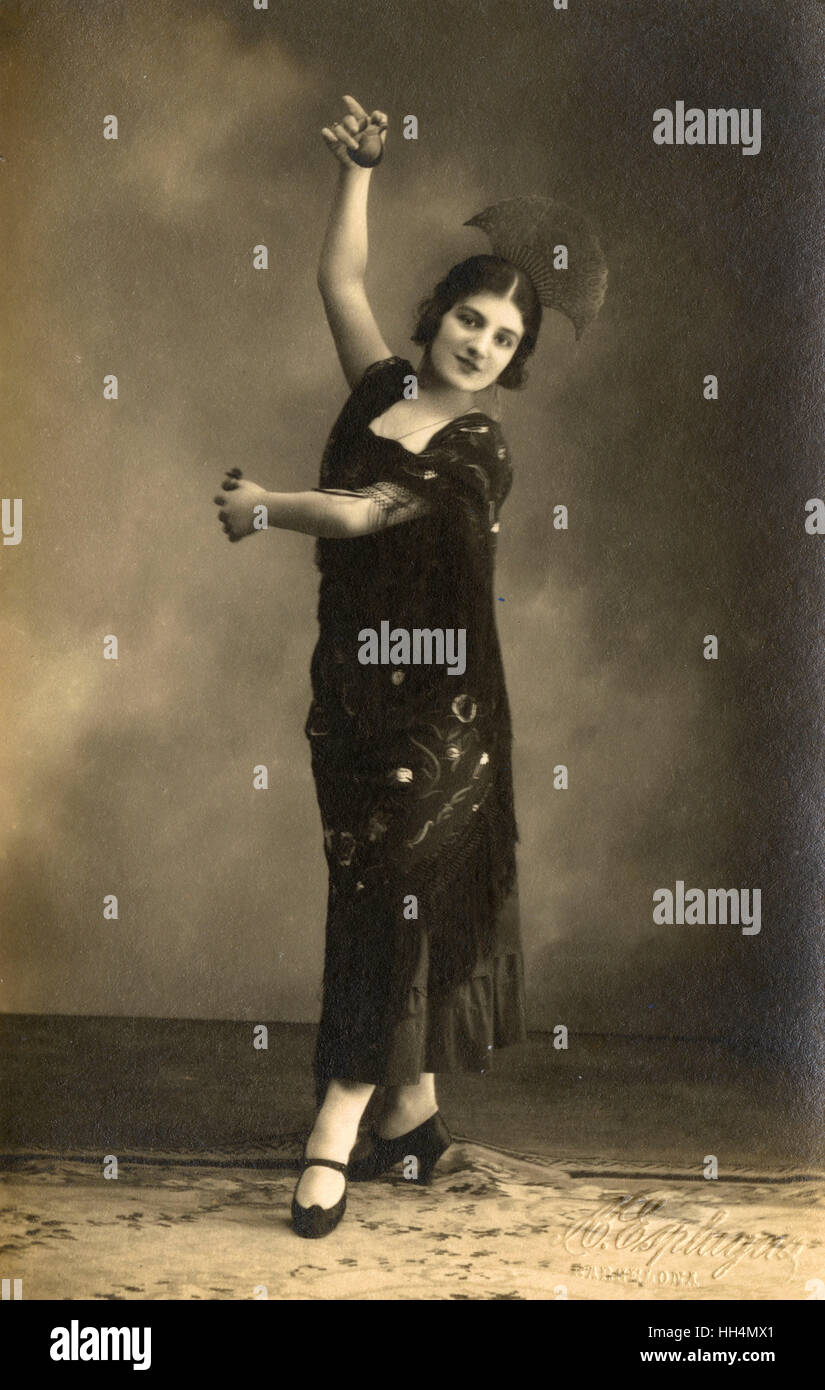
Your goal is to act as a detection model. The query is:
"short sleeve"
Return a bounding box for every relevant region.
[354,356,416,417]
[392,416,514,530]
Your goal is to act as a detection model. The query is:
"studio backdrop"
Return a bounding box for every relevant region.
[2,0,823,1064]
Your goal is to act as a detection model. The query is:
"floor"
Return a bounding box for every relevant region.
[1,1016,822,1300]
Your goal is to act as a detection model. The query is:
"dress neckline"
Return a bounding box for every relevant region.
[365,409,492,458]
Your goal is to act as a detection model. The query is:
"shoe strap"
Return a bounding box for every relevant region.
[301,1156,349,1175]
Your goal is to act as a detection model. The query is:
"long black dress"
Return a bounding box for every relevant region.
[304,356,527,1102]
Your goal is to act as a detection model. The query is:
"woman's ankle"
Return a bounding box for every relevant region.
[308,1078,376,1157]
[377,1098,438,1139]
[307,1115,359,1158]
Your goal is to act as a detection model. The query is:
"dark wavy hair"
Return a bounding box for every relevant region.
[411,254,542,390]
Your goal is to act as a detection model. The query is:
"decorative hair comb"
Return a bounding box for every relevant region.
[464,194,608,339]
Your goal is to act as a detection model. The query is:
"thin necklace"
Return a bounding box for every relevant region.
[379,409,481,442]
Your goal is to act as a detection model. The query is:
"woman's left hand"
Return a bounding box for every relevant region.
[214,469,269,542]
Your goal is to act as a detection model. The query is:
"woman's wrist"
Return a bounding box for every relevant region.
[262,490,338,538]
[263,491,306,534]
[263,489,371,540]
[337,159,372,183]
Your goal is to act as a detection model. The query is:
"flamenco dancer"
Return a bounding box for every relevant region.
[214,95,606,1238]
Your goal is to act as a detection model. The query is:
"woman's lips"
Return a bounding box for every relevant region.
[455,354,481,373]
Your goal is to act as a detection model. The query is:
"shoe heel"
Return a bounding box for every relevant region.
[411,1148,446,1186]
[407,1113,452,1186]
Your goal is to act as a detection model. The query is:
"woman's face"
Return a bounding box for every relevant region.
[428,292,525,392]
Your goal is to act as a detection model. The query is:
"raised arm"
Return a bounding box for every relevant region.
[317,95,393,389]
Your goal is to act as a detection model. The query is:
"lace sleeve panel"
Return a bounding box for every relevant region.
[312,482,432,533]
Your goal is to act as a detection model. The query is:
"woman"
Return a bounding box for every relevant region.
[215,96,540,1239]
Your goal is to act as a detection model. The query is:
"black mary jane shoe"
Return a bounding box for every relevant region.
[348,1110,452,1185]
[291,1156,349,1239]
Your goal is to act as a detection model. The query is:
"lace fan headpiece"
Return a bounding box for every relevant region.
[464,194,608,339]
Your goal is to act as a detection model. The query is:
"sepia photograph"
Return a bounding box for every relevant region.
[2,0,824,1331]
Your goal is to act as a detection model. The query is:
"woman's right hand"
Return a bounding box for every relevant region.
[321,95,388,168]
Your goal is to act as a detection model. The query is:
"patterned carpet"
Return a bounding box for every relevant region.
[2,1138,823,1301]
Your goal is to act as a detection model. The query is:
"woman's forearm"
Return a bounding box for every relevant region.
[317,164,372,291]
[263,489,372,539]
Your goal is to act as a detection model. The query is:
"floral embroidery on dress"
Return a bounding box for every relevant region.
[307,354,520,1005]
[336,831,356,867]
[451,694,478,723]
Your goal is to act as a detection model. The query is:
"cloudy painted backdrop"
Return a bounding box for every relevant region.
[3,0,823,1060]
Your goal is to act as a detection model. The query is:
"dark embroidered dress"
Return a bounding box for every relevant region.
[305,356,527,1102]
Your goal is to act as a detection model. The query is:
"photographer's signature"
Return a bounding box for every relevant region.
[562,1191,805,1280]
